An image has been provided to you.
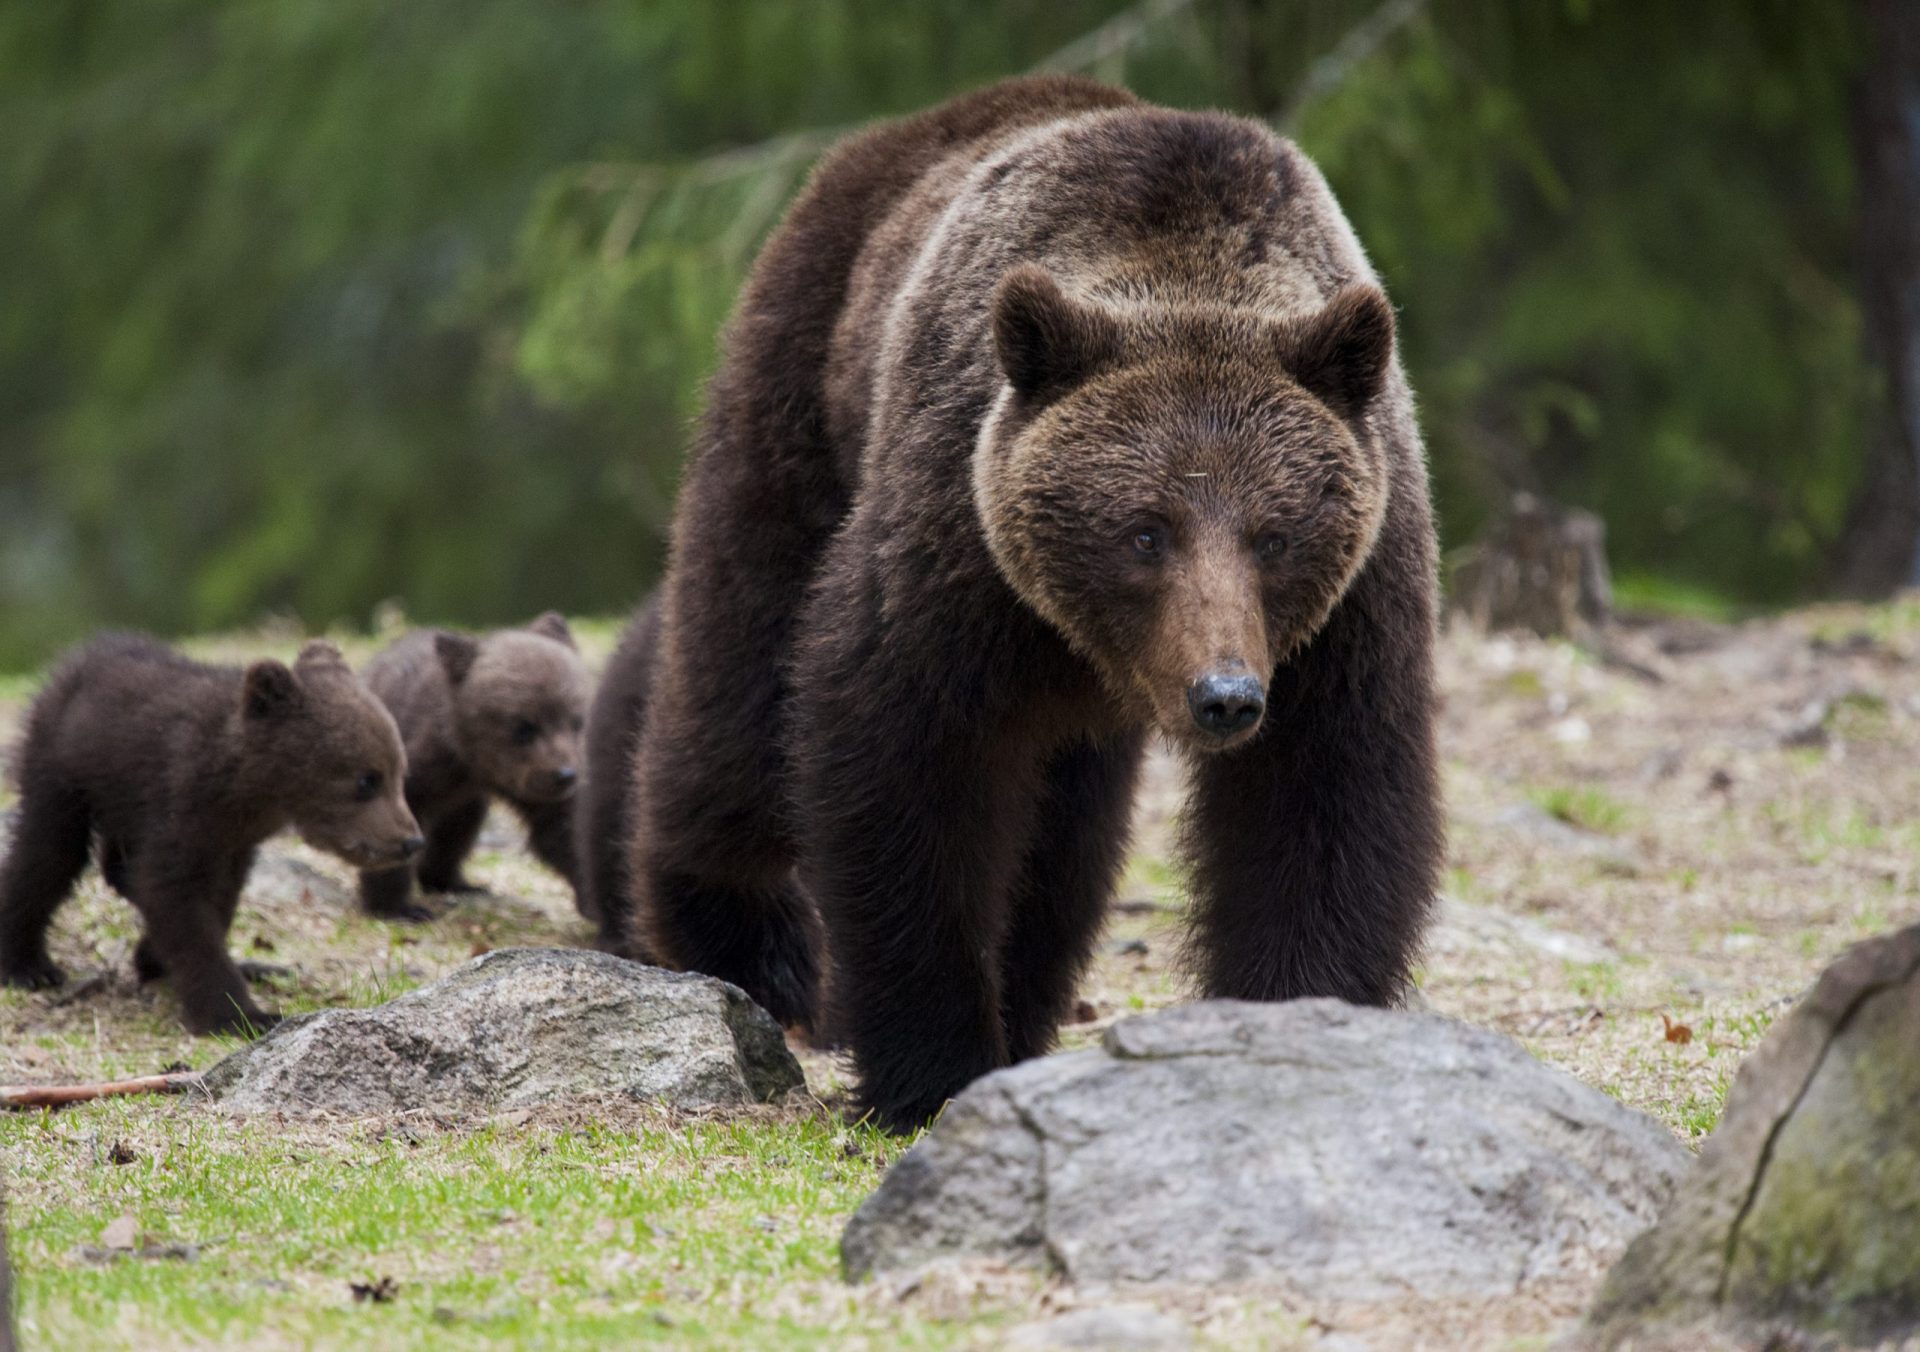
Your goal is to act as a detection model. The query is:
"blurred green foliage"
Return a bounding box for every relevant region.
[0,0,1871,669]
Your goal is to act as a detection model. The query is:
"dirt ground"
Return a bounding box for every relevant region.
[2,598,1918,1348]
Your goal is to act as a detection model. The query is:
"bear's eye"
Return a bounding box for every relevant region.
[354,771,383,802]
[512,719,540,746]
[1256,533,1289,563]
[570,715,585,733]
[1130,526,1164,559]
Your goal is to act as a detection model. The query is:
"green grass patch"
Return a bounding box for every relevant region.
[1529,785,1631,835]
[1610,573,1741,624]
[2,1105,965,1350]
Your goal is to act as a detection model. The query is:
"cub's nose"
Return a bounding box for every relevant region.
[398,835,426,860]
[553,767,578,792]
[1187,671,1266,739]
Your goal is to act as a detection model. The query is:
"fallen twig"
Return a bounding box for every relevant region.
[2,1072,204,1110]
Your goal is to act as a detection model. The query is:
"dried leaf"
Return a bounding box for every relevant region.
[1661,1014,1693,1045]
[106,1140,139,1166]
[351,1276,400,1303]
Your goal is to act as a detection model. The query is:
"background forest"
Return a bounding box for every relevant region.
[0,0,1910,670]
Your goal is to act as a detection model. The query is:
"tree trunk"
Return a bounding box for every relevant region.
[1838,0,1920,593]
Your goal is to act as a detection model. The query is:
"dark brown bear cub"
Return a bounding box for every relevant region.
[0,635,420,1034]
[628,75,1443,1130]
[359,614,589,921]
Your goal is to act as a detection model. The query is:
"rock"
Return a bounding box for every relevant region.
[1431,894,1616,966]
[1005,1305,1192,1349]
[1491,803,1642,876]
[842,1000,1686,1304]
[1585,924,1920,1349]
[243,850,354,912]
[204,947,802,1114]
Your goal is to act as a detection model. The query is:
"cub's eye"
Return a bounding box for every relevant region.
[512,720,540,746]
[570,715,585,733]
[1256,533,1290,563]
[1130,526,1164,558]
[354,771,383,802]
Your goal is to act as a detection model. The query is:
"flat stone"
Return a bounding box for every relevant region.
[203,947,801,1114]
[1004,1305,1192,1349]
[1585,924,1920,1349]
[843,1000,1686,1305]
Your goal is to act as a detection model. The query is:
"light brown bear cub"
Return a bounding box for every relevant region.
[359,614,589,921]
[0,635,420,1034]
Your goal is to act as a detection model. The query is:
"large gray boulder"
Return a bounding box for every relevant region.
[1586,924,1920,1350]
[204,947,802,1114]
[843,1000,1687,1304]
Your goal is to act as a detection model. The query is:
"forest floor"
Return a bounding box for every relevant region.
[2,597,1918,1350]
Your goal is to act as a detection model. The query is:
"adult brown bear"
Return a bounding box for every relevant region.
[627,75,1442,1130]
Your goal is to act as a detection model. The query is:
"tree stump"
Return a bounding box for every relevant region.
[1449,492,1612,638]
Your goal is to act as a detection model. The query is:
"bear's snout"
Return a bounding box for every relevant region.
[398,834,426,861]
[552,766,578,794]
[1187,669,1266,742]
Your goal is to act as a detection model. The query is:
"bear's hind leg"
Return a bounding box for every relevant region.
[643,869,820,1028]
[0,786,90,989]
[999,734,1144,1063]
[132,847,275,1036]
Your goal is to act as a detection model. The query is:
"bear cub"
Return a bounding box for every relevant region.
[0,635,420,1034]
[359,613,589,921]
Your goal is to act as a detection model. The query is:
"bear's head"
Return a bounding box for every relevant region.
[433,613,590,803]
[242,640,422,866]
[975,267,1394,753]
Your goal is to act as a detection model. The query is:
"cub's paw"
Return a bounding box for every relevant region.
[417,873,483,896]
[0,957,66,991]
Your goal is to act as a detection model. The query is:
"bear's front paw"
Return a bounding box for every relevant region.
[0,956,66,991]
[417,872,483,896]
[365,898,441,925]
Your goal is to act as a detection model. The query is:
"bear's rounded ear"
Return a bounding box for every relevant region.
[992,266,1124,406]
[242,660,301,721]
[434,632,481,686]
[1272,284,1395,422]
[293,639,349,672]
[527,611,576,650]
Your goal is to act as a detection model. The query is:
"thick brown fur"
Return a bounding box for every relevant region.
[0,634,419,1034]
[572,599,659,951]
[627,76,1443,1129]
[358,614,589,921]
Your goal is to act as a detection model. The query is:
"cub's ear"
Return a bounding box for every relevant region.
[527,611,576,650]
[1273,284,1395,422]
[293,639,349,672]
[242,660,301,721]
[434,632,480,686]
[991,266,1125,406]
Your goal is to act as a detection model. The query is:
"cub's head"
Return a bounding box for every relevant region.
[434,613,589,803]
[242,640,421,867]
[976,267,1395,754]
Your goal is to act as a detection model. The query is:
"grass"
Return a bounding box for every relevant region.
[1528,785,1631,836]
[2,1104,945,1350]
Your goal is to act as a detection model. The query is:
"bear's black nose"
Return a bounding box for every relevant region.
[1188,671,1265,739]
[399,835,426,860]
[553,766,578,790]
